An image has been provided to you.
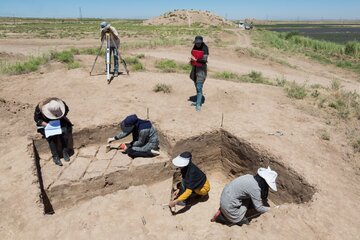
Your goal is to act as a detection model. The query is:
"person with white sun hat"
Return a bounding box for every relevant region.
[34,97,73,166]
[211,166,278,226]
[169,152,210,208]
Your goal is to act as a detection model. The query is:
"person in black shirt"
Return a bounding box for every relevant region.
[34,97,72,166]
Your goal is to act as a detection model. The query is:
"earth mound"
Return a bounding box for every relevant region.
[143,10,234,26]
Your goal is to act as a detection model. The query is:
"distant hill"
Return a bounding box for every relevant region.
[143,10,234,27]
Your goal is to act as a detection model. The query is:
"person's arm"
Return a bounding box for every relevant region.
[249,190,270,213]
[109,26,119,39]
[196,45,209,64]
[132,129,148,147]
[114,131,130,140]
[34,106,47,126]
[169,188,193,207]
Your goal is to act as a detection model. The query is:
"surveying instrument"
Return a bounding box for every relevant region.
[89,32,129,83]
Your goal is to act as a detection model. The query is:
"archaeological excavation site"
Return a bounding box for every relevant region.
[30,125,315,215]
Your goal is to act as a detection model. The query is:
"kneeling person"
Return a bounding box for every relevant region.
[107,114,159,158]
[169,152,210,207]
[211,166,278,226]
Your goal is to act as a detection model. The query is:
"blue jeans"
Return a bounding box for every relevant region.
[195,81,204,108]
[106,47,119,72]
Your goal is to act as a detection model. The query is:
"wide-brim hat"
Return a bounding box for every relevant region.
[257,166,278,191]
[172,152,192,167]
[100,21,110,30]
[41,99,65,120]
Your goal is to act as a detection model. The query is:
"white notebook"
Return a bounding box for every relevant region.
[45,120,62,138]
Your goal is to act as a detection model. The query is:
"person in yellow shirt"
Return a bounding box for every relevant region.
[169,152,210,207]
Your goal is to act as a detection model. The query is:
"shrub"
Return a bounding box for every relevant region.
[155,59,177,72]
[67,61,80,69]
[330,79,342,91]
[4,56,47,75]
[319,129,330,141]
[178,63,192,73]
[51,50,74,63]
[214,71,239,80]
[132,62,144,71]
[345,41,360,57]
[275,76,287,87]
[285,81,307,99]
[153,83,172,93]
[353,139,360,152]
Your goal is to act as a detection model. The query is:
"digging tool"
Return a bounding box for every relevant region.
[89,39,104,76]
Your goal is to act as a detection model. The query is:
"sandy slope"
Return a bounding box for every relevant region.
[0,30,359,240]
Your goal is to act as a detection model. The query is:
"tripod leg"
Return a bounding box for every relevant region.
[89,40,104,76]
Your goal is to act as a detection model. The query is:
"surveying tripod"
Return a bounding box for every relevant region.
[89,32,129,82]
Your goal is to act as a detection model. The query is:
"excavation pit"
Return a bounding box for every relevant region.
[31,126,315,214]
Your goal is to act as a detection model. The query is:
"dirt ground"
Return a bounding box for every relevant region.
[0,29,359,240]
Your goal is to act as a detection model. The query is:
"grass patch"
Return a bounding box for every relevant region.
[1,56,48,75]
[319,129,330,141]
[213,70,273,85]
[153,83,172,93]
[67,61,81,69]
[285,81,307,99]
[352,139,360,153]
[254,30,360,73]
[155,59,177,73]
[124,56,145,72]
[50,50,74,63]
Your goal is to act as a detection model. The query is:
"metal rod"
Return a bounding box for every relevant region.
[221,113,224,127]
[106,33,110,82]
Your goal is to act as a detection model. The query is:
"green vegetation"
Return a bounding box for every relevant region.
[352,139,360,152]
[153,83,172,93]
[155,59,191,73]
[319,129,330,141]
[50,49,80,69]
[67,61,81,69]
[285,81,307,99]
[254,30,360,73]
[124,56,145,72]
[2,56,48,74]
[155,59,177,72]
[213,70,273,85]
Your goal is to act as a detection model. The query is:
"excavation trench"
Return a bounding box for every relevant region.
[31,125,315,214]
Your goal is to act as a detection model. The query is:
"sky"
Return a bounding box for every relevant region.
[0,0,359,20]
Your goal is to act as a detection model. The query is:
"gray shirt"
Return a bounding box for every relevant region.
[115,126,159,152]
[220,174,269,223]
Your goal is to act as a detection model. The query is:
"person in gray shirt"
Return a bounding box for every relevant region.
[107,114,160,158]
[211,167,278,226]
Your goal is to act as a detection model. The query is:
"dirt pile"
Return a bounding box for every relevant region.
[143,10,234,26]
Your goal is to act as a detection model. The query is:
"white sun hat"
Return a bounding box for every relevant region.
[172,154,191,167]
[41,99,66,120]
[257,166,278,191]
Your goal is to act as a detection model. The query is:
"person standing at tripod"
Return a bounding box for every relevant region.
[100,21,120,77]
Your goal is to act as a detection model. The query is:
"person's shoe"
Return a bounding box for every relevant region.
[236,217,250,226]
[196,105,201,112]
[52,156,63,166]
[191,102,196,106]
[62,149,70,162]
[114,70,119,77]
[151,149,160,156]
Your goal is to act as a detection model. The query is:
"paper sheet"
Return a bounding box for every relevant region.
[45,120,62,138]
